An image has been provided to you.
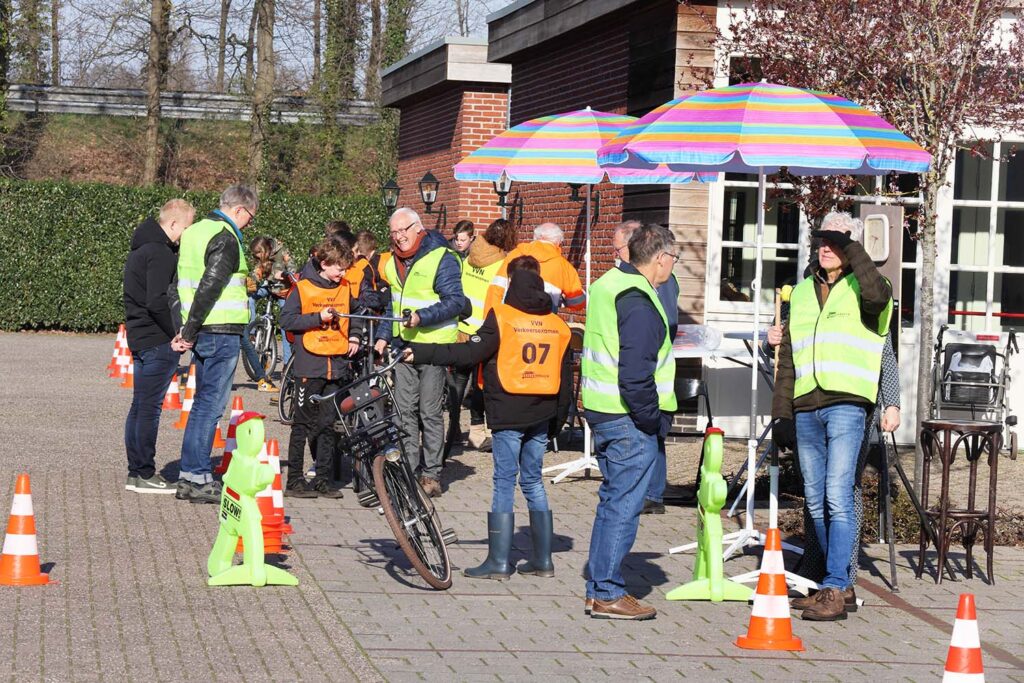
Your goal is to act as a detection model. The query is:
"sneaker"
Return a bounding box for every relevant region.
[591,594,656,620]
[641,499,666,515]
[129,474,177,494]
[176,480,222,504]
[310,477,344,499]
[257,378,278,392]
[125,476,138,491]
[285,479,318,498]
[419,476,442,498]
[306,466,316,479]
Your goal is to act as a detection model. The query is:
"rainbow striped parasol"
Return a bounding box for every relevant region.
[597,82,931,175]
[454,107,713,185]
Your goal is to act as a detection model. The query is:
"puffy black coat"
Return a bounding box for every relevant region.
[123,217,180,351]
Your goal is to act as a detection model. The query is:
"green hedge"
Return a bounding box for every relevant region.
[0,179,389,332]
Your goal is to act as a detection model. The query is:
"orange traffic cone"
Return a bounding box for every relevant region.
[119,352,135,389]
[735,527,803,651]
[212,422,227,449]
[943,594,984,682]
[268,439,292,535]
[236,440,285,554]
[161,373,183,410]
[174,363,196,429]
[0,474,50,586]
[107,325,126,376]
[213,396,245,475]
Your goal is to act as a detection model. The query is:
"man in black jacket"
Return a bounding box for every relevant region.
[123,199,195,494]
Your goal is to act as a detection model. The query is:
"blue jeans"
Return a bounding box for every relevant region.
[124,342,180,478]
[490,422,550,513]
[180,333,240,483]
[795,403,867,590]
[586,415,659,601]
[644,437,667,503]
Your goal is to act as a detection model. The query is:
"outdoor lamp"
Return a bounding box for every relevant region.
[381,179,400,210]
[568,183,583,201]
[419,171,440,213]
[493,170,512,208]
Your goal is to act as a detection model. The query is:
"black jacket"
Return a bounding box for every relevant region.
[180,212,246,343]
[123,217,181,352]
[280,267,366,381]
[584,263,672,437]
[407,271,572,432]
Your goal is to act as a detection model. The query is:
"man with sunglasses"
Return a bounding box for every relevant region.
[175,184,260,503]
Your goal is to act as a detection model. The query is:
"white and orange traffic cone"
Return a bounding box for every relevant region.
[268,439,292,536]
[735,527,803,651]
[107,324,126,376]
[161,373,183,411]
[119,352,135,389]
[237,440,285,555]
[113,339,132,380]
[212,422,227,449]
[174,363,196,430]
[943,593,984,682]
[213,396,244,475]
[0,474,50,586]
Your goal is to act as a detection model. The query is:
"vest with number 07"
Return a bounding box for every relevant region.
[297,278,350,356]
[492,302,571,395]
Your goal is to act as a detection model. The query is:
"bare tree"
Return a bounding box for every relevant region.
[142,0,169,185]
[248,0,274,182]
[364,0,382,101]
[214,0,229,91]
[454,0,468,37]
[312,0,320,85]
[49,0,58,84]
[12,0,49,83]
[323,0,359,101]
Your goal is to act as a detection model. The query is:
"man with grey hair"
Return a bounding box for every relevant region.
[612,220,680,515]
[374,207,466,497]
[581,224,679,620]
[484,221,586,314]
[175,183,259,503]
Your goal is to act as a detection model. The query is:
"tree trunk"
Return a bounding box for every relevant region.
[365,0,382,101]
[216,0,230,92]
[913,186,941,489]
[244,2,258,90]
[17,0,47,83]
[312,0,321,87]
[0,0,9,132]
[324,0,359,102]
[248,0,275,183]
[49,0,58,85]
[382,0,411,65]
[142,0,169,186]
[456,0,468,37]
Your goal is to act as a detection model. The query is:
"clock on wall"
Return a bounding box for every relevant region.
[862,213,890,263]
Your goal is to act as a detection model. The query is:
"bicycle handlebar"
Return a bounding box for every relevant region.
[309,349,411,404]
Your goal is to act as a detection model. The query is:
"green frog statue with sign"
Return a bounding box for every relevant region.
[207,411,298,587]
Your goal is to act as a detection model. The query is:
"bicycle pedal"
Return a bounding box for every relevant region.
[441,528,458,545]
[357,489,379,507]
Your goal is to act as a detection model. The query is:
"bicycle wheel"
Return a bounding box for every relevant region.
[372,454,452,589]
[277,356,296,424]
[241,328,261,381]
[254,321,278,378]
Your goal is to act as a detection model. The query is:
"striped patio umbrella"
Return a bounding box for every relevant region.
[454,107,714,185]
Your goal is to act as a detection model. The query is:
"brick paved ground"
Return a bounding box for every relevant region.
[1,332,1022,682]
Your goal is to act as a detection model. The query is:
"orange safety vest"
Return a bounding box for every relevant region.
[378,252,393,285]
[297,278,350,356]
[346,257,370,299]
[492,302,571,395]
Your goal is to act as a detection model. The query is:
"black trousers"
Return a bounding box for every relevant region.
[287,377,341,484]
[446,367,485,428]
[124,342,179,478]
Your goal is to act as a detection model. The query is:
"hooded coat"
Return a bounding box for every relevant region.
[123,217,181,352]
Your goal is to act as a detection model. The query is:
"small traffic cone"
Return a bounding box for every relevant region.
[107,325,126,375]
[161,373,183,410]
[0,474,50,586]
[113,339,132,379]
[236,440,285,554]
[267,439,292,535]
[735,527,803,651]
[174,363,196,429]
[943,594,984,682]
[119,352,135,389]
[213,422,227,449]
[213,396,244,475]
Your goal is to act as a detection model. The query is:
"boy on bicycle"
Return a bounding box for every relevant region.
[279,235,363,498]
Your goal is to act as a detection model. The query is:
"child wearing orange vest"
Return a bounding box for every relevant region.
[279,236,363,498]
[404,256,573,581]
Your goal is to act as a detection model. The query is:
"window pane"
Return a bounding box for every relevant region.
[886,172,921,196]
[899,268,916,328]
[720,248,798,306]
[948,270,988,331]
[903,215,918,263]
[997,209,1024,267]
[951,207,991,266]
[998,144,1024,202]
[954,145,994,200]
[722,187,799,244]
[995,273,1024,332]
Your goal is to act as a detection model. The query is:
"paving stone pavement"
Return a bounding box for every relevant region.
[1,332,1023,682]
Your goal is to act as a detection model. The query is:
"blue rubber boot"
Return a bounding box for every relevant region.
[463,512,514,580]
[517,510,555,578]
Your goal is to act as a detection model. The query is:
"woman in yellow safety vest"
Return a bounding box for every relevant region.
[403,256,572,581]
[771,212,893,622]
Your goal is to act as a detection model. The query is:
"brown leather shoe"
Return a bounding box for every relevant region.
[419,476,442,498]
[590,594,656,620]
[584,597,594,614]
[800,587,848,621]
[792,587,858,612]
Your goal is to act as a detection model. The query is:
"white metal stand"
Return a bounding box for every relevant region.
[544,184,599,483]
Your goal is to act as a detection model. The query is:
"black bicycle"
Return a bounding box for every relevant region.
[277,355,296,424]
[242,281,281,381]
[313,311,456,590]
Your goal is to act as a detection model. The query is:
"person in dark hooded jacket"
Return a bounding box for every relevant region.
[122,199,195,494]
[404,256,572,581]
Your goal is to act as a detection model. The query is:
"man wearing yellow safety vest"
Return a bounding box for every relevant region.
[582,225,678,621]
[175,184,259,504]
[449,218,518,453]
[373,207,466,498]
[771,212,893,622]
